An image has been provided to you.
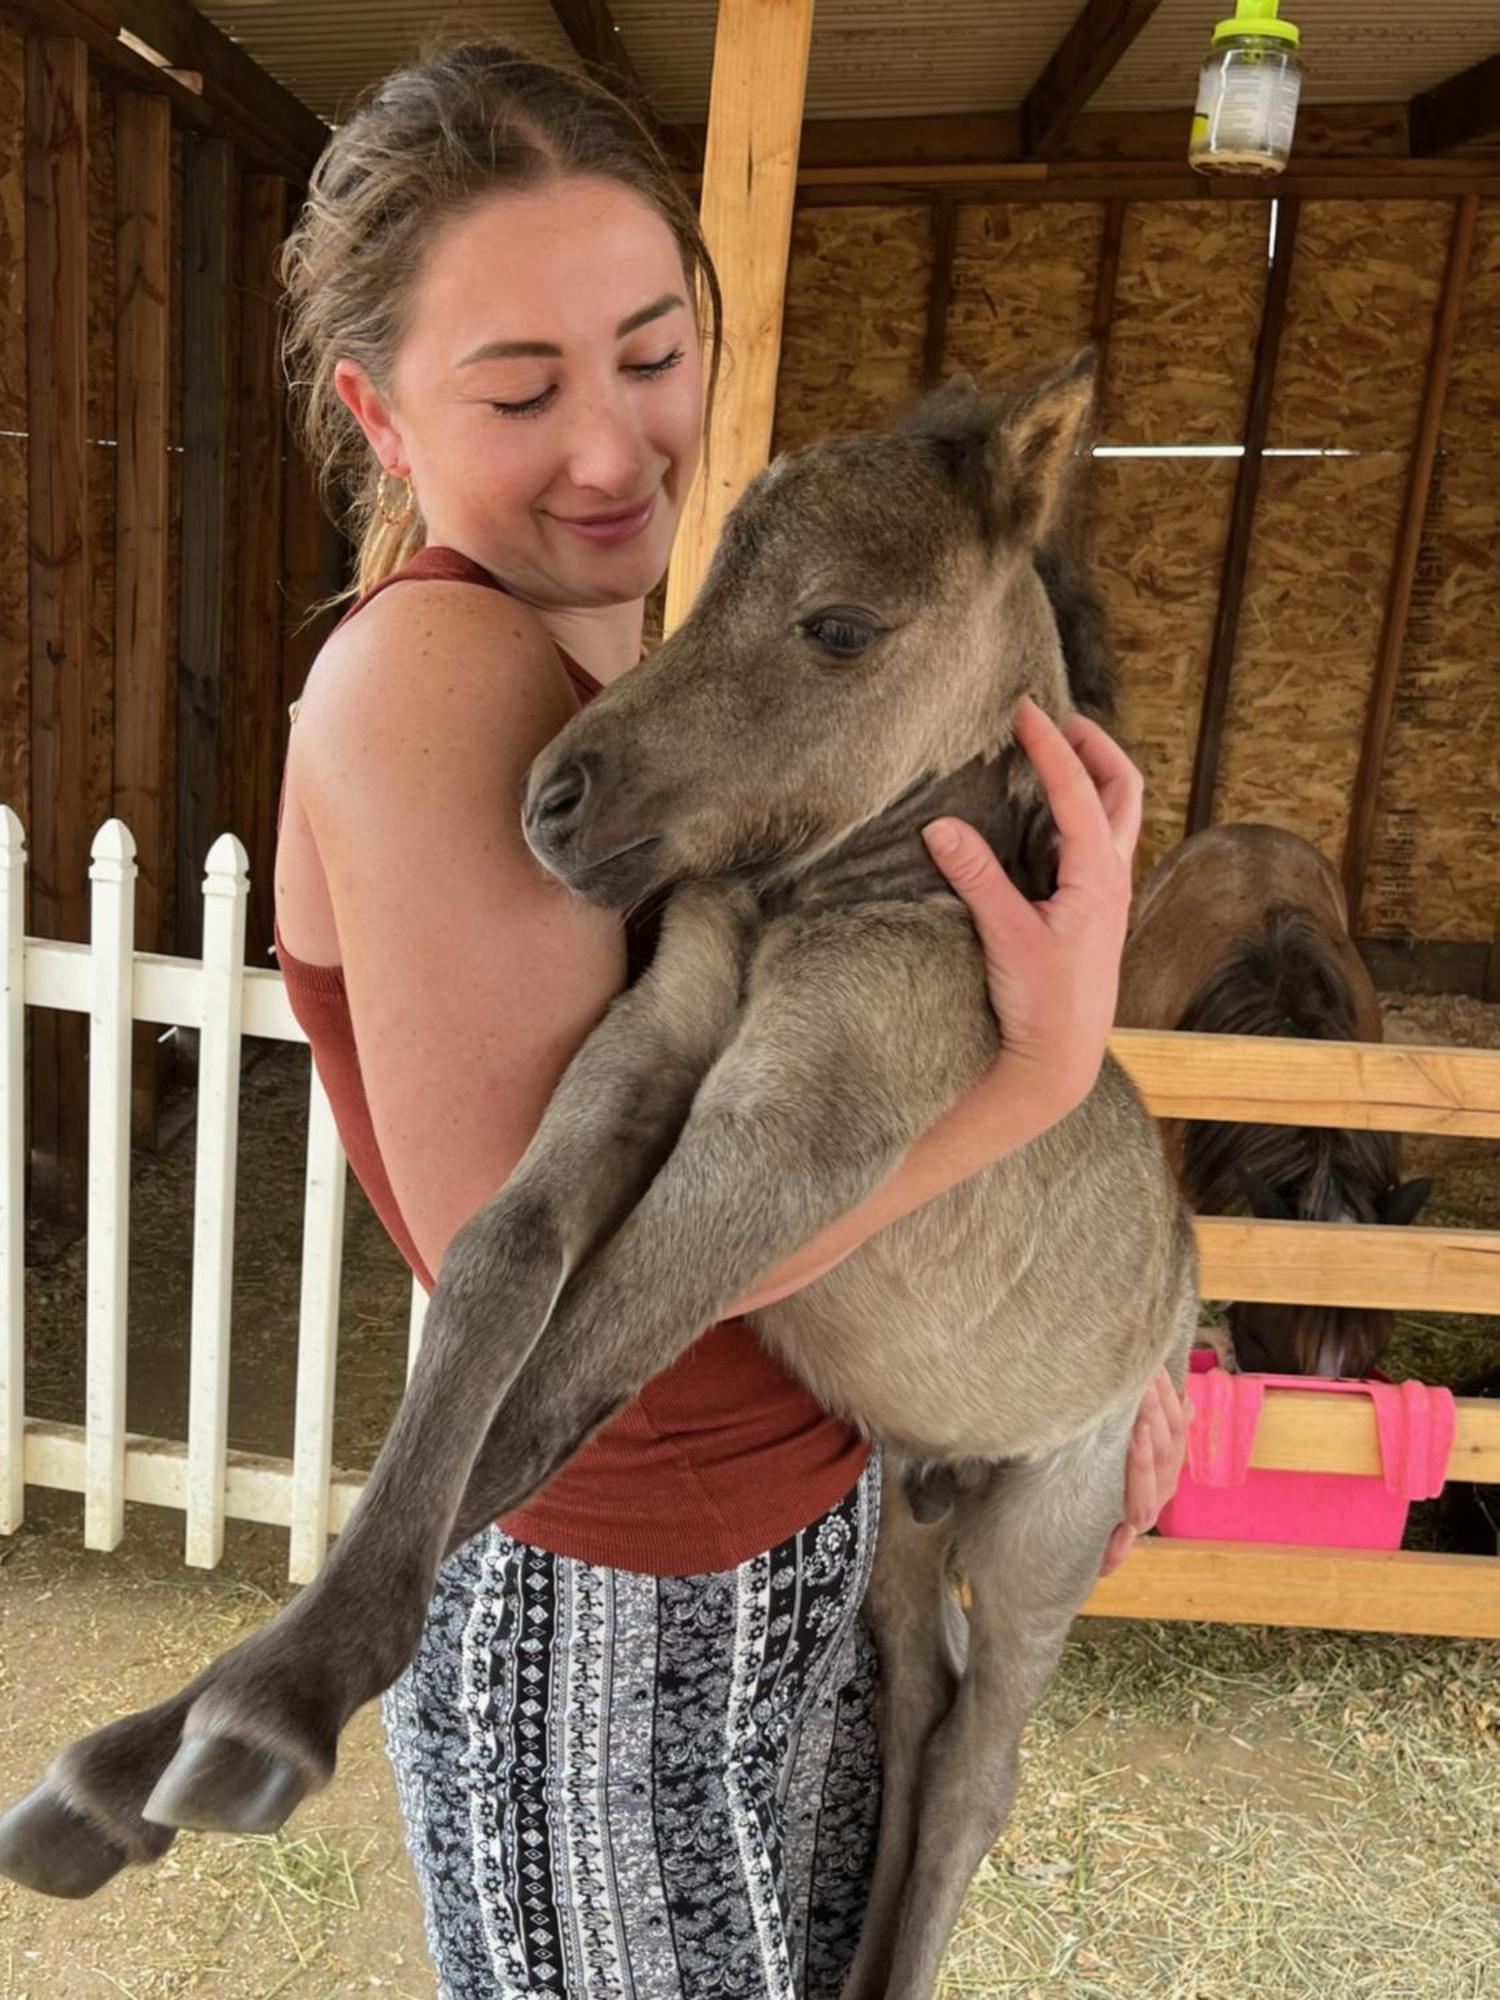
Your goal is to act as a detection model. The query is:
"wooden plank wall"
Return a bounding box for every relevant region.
[770,189,1500,970]
[0,21,342,1228]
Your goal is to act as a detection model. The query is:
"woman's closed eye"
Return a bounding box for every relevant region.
[488,347,686,420]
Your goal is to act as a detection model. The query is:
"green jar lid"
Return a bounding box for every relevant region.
[1213,0,1300,46]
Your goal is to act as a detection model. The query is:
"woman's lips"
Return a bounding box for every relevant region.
[552,492,657,547]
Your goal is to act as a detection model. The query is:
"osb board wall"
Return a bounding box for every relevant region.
[767,191,1498,940]
[771,204,929,452]
[941,202,1099,384]
[1214,454,1405,853]
[1091,455,1238,873]
[1364,461,1500,940]
[1269,201,1451,449]
[1098,202,1269,445]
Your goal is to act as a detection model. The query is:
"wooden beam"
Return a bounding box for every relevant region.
[6,0,326,175]
[1185,196,1300,835]
[232,172,288,974]
[920,197,957,389]
[1195,1216,1498,1317]
[175,133,233,961]
[1410,50,1500,156]
[549,0,644,102]
[681,103,1414,174]
[1341,195,1479,928]
[1358,935,1500,1000]
[664,0,813,632]
[1084,1539,1500,1639]
[114,88,172,1148]
[789,157,1500,206]
[1090,198,1126,361]
[111,0,326,170]
[1020,0,1167,160]
[25,32,90,1231]
[1110,1027,1500,1141]
[1248,1391,1500,1483]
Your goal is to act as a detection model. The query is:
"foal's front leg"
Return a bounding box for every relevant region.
[143,913,982,1834]
[0,888,747,1895]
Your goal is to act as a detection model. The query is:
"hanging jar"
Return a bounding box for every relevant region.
[1188,0,1302,177]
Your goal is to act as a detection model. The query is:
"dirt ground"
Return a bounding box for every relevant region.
[2,992,1497,1998]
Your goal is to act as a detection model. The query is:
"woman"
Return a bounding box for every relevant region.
[274,42,1186,2000]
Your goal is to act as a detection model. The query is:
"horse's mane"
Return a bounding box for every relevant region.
[1178,907,1398,1220]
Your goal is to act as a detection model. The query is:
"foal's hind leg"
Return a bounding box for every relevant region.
[881,1416,1135,2000]
[839,1469,961,2000]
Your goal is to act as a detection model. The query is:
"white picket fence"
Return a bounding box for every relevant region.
[0,808,426,1584]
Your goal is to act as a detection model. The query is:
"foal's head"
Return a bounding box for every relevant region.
[523,354,1097,906]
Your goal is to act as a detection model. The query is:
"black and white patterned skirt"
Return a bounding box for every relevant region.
[382,1452,883,1999]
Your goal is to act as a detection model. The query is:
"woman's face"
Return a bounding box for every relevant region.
[340,176,706,608]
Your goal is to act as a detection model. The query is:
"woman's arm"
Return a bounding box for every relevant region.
[730,697,1140,1314]
[289,581,629,1284]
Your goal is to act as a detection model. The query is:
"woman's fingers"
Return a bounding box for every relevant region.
[1063,713,1144,864]
[1104,1366,1193,1575]
[922,816,1039,950]
[1012,697,1142,893]
[1099,1522,1136,1578]
[1011,698,1114,885]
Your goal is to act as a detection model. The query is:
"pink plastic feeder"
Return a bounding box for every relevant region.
[1156,1349,1456,1550]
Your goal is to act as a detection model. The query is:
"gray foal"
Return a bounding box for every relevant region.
[1,353,1196,2000]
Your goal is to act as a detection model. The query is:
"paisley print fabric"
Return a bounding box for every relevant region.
[382,1455,883,1999]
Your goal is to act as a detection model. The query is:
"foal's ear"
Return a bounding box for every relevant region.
[990,347,1097,546]
[1236,1167,1294,1221]
[1379,1177,1432,1226]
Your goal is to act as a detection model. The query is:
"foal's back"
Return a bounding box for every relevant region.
[1118,823,1380,1039]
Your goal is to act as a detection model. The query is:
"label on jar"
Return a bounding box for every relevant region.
[1213,60,1301,158]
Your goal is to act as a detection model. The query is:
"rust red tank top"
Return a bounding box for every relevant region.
[272,546,869,1575]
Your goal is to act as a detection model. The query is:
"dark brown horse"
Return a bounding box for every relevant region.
[1117,823,1429,1378]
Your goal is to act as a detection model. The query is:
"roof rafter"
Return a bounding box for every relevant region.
[1020,0,1168,159]
[1410,50,1500,155]
[549,0,646,103]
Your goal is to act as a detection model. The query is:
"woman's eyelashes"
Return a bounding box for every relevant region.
[487,347,686,420]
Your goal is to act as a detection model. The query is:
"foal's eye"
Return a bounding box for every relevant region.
[800,612,885,658]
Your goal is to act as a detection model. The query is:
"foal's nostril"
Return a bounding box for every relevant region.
[533,762,590,834]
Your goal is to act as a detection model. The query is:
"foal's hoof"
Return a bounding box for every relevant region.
[0,1784,135,1899]
[143,1734,308,1835]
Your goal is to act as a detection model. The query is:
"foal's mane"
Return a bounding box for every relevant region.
[1178,907,1398,1221]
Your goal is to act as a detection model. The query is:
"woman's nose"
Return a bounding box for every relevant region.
[562,392,650,496]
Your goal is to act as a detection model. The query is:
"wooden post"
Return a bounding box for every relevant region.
[921,197,958,388]
[1185,196,1300,836]
[176,134,233,962]
[233,173,288,974]
[25,33,89,1231]
[1341,195,1479,927]
[115,89,173,1149]
[663,0,814,633]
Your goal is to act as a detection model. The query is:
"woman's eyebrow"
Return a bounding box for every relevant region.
[456,293,686,367]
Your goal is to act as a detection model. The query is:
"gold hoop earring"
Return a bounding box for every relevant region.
[376,469,416,528]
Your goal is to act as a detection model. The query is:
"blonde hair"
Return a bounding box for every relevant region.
[280,41,723,599]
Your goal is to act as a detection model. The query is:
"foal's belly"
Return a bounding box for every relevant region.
[753,1094,1190,1464]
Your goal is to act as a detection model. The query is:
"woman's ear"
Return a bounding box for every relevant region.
[988,347,1097,546]
[334,358,410,477]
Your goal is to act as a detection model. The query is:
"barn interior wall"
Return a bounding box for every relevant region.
[0,16,1496,1093]
[771,187,1500,951]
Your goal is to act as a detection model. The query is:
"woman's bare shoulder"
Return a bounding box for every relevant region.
[293,576,576,762]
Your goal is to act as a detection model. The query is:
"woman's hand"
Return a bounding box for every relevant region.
[1099,1366,1191,1576]
[921,695,1143,1123]
[923,699,1180,1575]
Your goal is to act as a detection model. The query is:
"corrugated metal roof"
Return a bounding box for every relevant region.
[196,2,581,124]
[194,0,1500,130]
[1094,0,1500,110]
